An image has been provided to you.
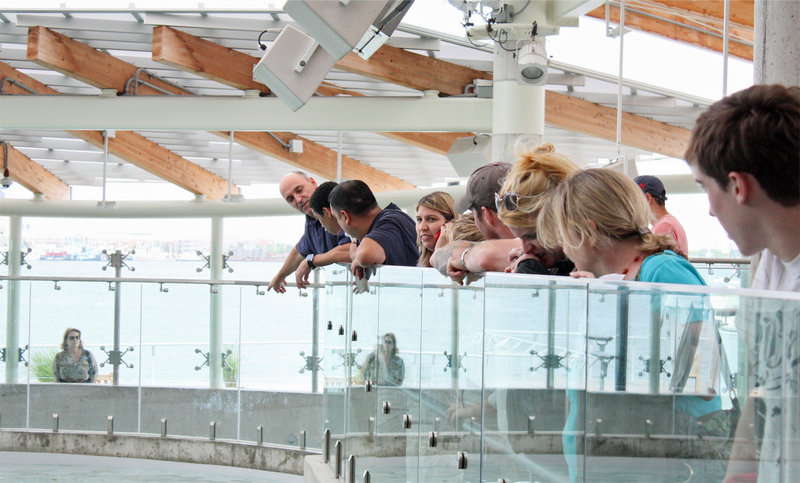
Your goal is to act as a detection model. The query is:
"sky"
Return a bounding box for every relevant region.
[0,0,751,253]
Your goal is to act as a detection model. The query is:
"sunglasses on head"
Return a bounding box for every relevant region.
[494,192,539,212]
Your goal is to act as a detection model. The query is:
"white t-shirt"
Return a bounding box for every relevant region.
[747,249,800,481]
[752,249,800,291]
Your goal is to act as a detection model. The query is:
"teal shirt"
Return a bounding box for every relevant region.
[636,250,706,286]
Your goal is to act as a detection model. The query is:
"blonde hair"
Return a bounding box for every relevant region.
[448,213,485,243]
[537,168,681,257]
[497,143,580,228]
[415,191,456,267]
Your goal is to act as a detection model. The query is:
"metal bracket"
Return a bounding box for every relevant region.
[638,355,672,377]
[1,248,32,269]
[99,345,135,369]
[530,350,570,372]
[331,348,362,371]
[443,350,467,373]
[193,348,233,371]
[298,350,323,374]
[0,344,29,366]
[195,250,234,273]
[101,249,135,272]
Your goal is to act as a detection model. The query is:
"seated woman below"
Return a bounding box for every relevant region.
[53,327,98,383]
[359,332,404,386]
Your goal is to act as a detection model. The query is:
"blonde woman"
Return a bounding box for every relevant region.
[415,191,456,267]
[434,143,580,282]
[53,328,98,383]
[537,168,701,283]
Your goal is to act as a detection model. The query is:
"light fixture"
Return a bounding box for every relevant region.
[447,134,493,178]
[283,0,394,60]
[1,141,12,188]
[355,0,415,60]
[517,40,548,86]
[252,24,336,111]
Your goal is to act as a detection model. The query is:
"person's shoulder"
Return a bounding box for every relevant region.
[640,251,704,285]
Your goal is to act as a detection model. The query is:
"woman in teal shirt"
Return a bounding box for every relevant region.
[538,168,721,481]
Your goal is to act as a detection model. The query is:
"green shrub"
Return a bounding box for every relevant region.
[31,348,58,382]
[223,347,239,386]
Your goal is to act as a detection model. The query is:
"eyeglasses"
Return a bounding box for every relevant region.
[494,192,539,212]
[383,340,393,345]
[68,335,80,340]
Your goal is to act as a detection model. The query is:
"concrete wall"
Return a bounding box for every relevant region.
[0,384,323,448]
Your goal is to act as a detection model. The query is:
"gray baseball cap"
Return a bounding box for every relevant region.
[454,162,511,213]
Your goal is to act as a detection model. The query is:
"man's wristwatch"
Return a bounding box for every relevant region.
[305,253,316,269]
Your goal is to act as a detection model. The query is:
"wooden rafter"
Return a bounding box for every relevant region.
[586,1,754,60]
[0,141,70,200]
[152,26,470,156]
[23,27,235,199]
[328,43,694,158]
[647,0,754,27]
[335,44,493,96]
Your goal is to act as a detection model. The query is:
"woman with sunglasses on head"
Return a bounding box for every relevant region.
[415,191,456,267]
[53,328,98,383]
[438,143,579,283]
[359,332,404,386]
[496,143,579,275]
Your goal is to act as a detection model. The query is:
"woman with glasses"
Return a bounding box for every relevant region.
[495,143,580,275]
[359,332,404,386]
[53,328,98,383]
[415,191,456,267]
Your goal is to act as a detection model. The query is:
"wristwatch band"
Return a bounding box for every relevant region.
[306,253,316,269]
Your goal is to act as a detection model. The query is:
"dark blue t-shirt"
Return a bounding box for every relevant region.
[295,215,350,256]
[364,203,419,267]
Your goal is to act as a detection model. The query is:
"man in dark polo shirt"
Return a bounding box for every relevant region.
[328,180,419,278]
[267,171,351,293]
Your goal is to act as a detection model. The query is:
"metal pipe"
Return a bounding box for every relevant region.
[615,287,629,391]
[450,287,459,389]
[323,428,331,463]
[4,215,21,383]
[113,251,122,386]
[722,0,730,96]
[649,291,662,394]
[209,217,223,389]
[334,440,342,478]
[311,268,320,393]
[546,281,557,389]
[0,78,37,94]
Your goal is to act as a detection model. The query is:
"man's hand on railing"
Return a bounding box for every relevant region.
[267,274,287,293]
[295,260,312,290]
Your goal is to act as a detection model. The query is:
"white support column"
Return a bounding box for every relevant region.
[492,42,544,164]
[754,0,800,85]
[4,216,22,383]
[209,216,223,389]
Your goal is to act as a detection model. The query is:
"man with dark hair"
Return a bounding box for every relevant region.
[685,84,799,481]
[268,171,351,292]
[328,180,419,277]
[634,175,688,256]
[308,180,342,236]
[454,162,515,240]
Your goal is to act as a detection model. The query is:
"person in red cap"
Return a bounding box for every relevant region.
[634,175,689,257]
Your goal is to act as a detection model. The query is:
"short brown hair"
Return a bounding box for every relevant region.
[684,84,799,207]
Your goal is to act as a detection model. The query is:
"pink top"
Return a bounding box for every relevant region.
[653,213,688,256]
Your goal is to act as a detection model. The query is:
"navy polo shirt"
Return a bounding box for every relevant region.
[363,203,419,267]
[295,215,350,257]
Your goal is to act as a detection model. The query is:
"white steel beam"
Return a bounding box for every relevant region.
[0,95,492,132]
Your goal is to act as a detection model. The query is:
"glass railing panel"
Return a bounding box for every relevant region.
[357,266,423,482]
[26,279,129,432]
[482,273,588,483]
[322,266,351,471]
[1,279,32,428]
[237,283,322,448]
[416,272,485,482]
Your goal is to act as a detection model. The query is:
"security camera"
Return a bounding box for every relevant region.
[1,176,11,188]
[517,41,548,86]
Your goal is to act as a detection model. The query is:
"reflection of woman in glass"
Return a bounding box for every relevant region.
[53,328,98,383]
[360,332,404,386]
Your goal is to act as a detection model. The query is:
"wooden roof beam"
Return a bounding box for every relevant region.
[25,25,238,199]
[326,43,693,158]
[152,26,469,156]
[1,141,70,200]
[586,2,753,60]
[646,0,754,27]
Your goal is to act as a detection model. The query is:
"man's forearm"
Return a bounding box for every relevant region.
[275,247,304,279]
[312,243,352,267]
[432,240,472,275]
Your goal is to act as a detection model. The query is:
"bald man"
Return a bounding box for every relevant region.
[268,171,351,293]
